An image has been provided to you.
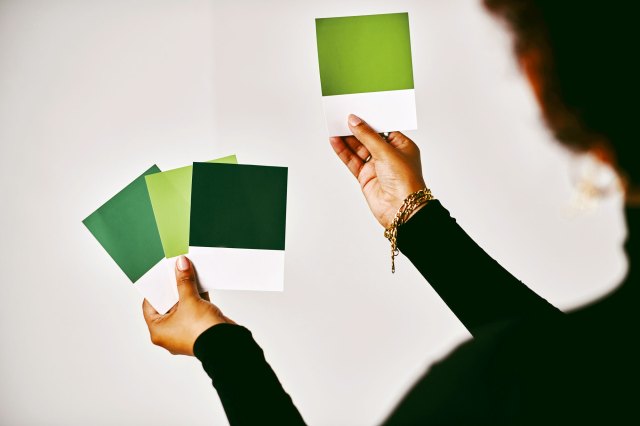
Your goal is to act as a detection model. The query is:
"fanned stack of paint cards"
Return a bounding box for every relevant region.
[83,156,288,313]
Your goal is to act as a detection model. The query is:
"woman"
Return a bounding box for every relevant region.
[142,1,639,424]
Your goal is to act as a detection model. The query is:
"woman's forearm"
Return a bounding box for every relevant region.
[397,200,562,336]
[194,324,306,426]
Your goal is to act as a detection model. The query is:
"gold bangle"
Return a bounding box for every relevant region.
[383,188,434,273]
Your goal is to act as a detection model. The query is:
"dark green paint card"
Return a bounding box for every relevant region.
[83,165,165,283]
[189,163,288,251]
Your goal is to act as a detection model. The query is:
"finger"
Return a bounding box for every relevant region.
[175,255,200,302]
[387,132,419,155]
[200,292,211,302]
[330,137,364,178]
[347,114,392,159]
[142,299,161,324]
[343,136,371,161]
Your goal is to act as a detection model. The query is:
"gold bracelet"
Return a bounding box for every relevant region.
[384,188,434,273]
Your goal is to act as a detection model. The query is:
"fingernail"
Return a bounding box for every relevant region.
[348,114,362,127]
[177,255,190,271]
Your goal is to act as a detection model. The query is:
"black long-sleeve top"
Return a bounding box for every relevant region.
[194,200,639,425]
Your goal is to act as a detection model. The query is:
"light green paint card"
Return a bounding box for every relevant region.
[145,155,237,258]
[315,12,414,96]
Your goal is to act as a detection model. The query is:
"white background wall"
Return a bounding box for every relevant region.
[0,0,628,424]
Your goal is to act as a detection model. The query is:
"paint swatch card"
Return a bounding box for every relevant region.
[145,155,238,258]
[189,162,288,292]
[315,12,417,136]
[83,166,165,283]
[138,155,238,313]
[83,166,177,313]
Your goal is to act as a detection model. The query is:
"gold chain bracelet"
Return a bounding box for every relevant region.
[384,188,434,273]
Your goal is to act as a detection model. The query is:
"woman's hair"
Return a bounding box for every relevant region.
[484,0,639,184]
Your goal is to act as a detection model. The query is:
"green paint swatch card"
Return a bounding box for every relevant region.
[316,12,414,96]
[315,12,417,136]
[188,162,287,293]
[83,165,165,283]
[190,162,288,250]
[145,155,237,258]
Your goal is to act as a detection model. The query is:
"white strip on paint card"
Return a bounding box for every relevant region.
[322,89,417,136]
[136,248,285,314]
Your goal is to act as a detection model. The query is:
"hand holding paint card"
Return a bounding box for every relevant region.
[315,12,417,136]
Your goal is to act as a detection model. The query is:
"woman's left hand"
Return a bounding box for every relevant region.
[142,256,236,356]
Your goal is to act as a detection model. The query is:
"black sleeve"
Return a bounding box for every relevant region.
[193,323,306,426]
[397,200,562,336]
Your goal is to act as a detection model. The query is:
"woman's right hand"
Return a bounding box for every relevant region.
[330,114,426,229]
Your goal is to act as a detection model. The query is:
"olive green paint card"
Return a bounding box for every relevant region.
[188,162,287,292]
[145,155,237,258]
[316,12,414,96]
[83,165,165,283]
[315,12,417,136]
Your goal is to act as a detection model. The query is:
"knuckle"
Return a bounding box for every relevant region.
[353,122,370,134]
[361,126,377,137]
[177,275,194,286]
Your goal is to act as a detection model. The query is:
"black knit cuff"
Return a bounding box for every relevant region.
[193,323,253,361]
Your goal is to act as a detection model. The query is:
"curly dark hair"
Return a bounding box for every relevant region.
[484,0,639,184]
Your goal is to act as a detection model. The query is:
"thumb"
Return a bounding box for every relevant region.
[175,255,199,302]
[347,114,392,159]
